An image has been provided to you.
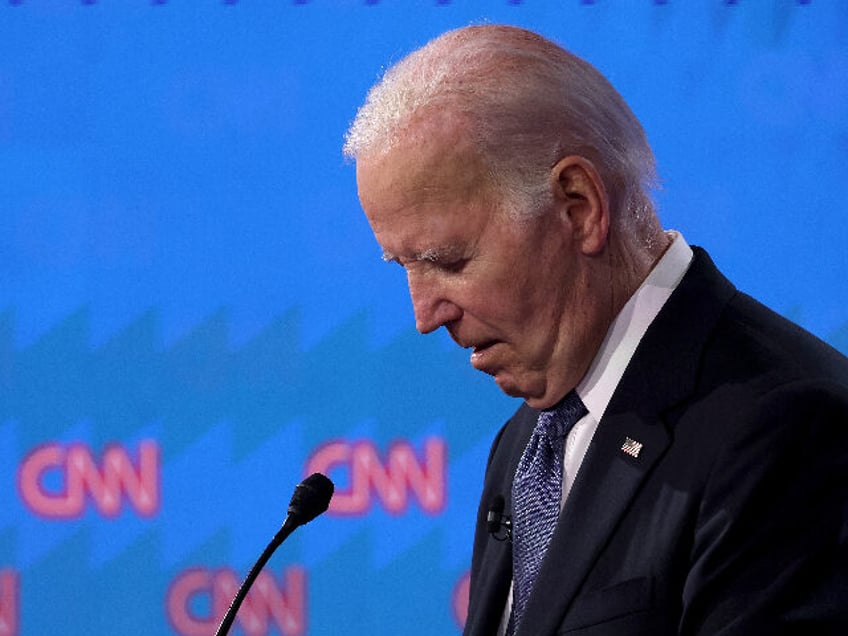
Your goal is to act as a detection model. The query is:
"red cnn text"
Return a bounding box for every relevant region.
[166,566,306,636]
[305,437,446,515]
[17,440,160,519]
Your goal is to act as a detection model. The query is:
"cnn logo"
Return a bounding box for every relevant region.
[167,566,306,636]
[305,437,447,516]
[17,441,160,519]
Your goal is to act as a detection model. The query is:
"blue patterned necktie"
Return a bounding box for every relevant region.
[507,390,587,635]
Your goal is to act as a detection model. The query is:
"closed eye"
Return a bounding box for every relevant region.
[381,248,469,273]
[439,258,469,274]
[380,251,406,269]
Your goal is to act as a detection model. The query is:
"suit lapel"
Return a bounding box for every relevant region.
[516,407,671,635]
[515,247,736,636]
[465,406,537,635]
[465,541,512,634]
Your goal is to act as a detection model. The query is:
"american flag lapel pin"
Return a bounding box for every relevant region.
[621,436,643,458]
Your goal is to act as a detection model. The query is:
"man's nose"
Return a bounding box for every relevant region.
[407,271,462,334]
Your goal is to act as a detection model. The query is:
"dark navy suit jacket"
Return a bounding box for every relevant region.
[463,248,848,635]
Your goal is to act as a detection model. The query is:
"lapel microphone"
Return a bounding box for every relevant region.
[215,473,335,636]
[487,494,512,542]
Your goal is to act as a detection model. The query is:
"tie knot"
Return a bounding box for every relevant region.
[535,390,587,440]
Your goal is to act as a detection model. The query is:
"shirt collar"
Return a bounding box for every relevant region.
[576,231,694,423]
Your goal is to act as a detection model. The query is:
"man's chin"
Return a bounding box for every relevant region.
[471,354,548,401]
[491,370,556,407]
[492,372,531,400]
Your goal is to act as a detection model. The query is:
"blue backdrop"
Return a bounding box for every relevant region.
[1,2,846,635]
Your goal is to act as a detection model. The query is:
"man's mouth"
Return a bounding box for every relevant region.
[469,340,499,370]
[471,340,496,354]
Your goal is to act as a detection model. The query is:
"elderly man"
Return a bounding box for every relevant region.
[344,25,848,636]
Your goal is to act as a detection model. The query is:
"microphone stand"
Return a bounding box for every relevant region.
[214,473,334,636]
[214,516,300,636]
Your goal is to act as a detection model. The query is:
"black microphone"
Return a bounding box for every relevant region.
[288,472,335,525]
[487,494,511,542]
[215,473,335,636]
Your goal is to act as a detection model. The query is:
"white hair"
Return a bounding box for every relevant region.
[344,25,659,233]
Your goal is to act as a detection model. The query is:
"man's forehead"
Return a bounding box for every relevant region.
[357,114,488,199]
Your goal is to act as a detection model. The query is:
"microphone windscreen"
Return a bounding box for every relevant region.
[288,473,335,525]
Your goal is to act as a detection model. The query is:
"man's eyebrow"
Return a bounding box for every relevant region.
[381,246,463,264]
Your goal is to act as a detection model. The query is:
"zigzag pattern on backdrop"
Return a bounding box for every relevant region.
[3,304,846,568]
[0,306,514,570]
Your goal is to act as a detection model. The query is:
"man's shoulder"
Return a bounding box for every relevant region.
[715,289,848,382]
[670,246,848,388]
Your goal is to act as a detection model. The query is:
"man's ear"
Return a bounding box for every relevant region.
[550,156,610,255]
